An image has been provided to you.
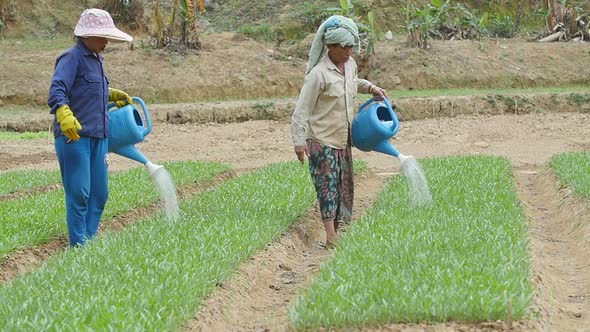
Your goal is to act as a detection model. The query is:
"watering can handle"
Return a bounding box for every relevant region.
[359,97,400,135]
[132,97,152,137]
[358,97,376,113]
[106,98,153,137]
[383,97,400,136]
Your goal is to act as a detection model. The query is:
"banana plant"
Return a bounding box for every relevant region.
[179,0,195,45]
[339,0,352,16]
[326,0,353,16]
[152,0,201,49]
[361,11,377,59]
[324,0,381,71]
[405,0,490,48]
[542,0,588,41]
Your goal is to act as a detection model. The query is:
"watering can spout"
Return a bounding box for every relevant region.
[111,145,148,164]
[374,142,415,167]
[373,140,400,157]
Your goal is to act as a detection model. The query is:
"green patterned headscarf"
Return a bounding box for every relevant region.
[306,15,360,74]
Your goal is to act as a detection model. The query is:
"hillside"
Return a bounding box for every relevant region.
[1,0,590,117]
[1,2,590,332]
[2,0,590,103]
[2,32,590,107]
[5,0,590,39]
[0,0,419,37]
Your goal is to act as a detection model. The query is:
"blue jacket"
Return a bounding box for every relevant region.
[48,39,109,138]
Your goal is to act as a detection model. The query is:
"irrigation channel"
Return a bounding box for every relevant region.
[0,96,589,330]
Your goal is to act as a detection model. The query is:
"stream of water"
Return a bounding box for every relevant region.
[400,157,433,208]
[150,167,180,221]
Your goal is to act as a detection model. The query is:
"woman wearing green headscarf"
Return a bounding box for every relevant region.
[291,15,388,248]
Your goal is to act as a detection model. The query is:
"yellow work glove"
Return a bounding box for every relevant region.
[108,88,133,108]
[56,105,82,141]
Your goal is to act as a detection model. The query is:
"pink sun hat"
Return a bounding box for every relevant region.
[74,8,133,42]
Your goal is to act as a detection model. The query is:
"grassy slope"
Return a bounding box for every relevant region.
[6,0,572,38]
[1,0,409,37]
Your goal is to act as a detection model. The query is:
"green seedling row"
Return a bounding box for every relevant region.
[0,169,61,196]
[0,161,315,330]
[0,160,230,261]
[291,155,532,329]
[550,152,590,199]
[0,131,48,140]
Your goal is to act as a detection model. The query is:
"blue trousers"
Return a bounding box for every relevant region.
[55,136,109,247]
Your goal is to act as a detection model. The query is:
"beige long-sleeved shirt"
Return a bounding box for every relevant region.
[291,55,373,149]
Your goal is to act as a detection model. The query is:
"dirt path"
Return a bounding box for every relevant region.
[3,112,590,174]
[184,172,387,331]
[516,167,590,332]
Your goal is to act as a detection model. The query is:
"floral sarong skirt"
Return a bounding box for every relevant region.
[307,139,354,224]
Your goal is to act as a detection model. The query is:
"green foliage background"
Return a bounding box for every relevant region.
[3,0,590,38]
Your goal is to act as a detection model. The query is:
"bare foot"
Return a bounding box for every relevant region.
[325,235,339,249]
[323,219,338,249]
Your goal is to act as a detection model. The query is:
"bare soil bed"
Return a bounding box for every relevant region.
[1,33,590,331]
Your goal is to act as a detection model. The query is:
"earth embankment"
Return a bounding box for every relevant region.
[2,34,590,110]
[3,92,589,133]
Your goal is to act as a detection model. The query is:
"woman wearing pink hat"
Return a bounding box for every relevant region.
[48,8,134,247]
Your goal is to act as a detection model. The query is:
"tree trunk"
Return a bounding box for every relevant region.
[0,0,8,19]
[512,0,522,37]
[539,30,564,42]
[154,0,165,48]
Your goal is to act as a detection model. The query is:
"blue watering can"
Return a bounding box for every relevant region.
[351,97,414,165]
[108,96,163,176]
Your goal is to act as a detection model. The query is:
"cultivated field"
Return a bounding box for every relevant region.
[1,30,590,331]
